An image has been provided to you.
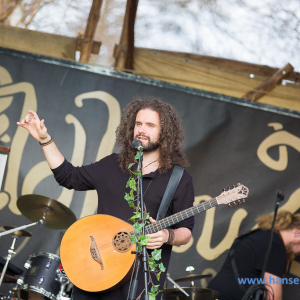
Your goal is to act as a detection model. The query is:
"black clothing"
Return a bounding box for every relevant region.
[52,153,195,300]
[208,230,287,300]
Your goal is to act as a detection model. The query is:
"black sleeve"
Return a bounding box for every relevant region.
[51,159,102,191]
[255,233,287,277]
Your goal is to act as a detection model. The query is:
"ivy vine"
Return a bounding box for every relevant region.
[124,151,166,300]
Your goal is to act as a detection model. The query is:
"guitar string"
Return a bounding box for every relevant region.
[92,198,220,252]
[89,189,245,252]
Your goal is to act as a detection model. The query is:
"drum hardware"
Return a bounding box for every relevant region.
[55,266,70,300]
[0,227,32,287]
[174,266,212,287]
[166,273,189,297]
[163,287,220,300]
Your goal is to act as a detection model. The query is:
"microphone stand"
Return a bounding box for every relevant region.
[128,146,149,300]
[254,190,284,300]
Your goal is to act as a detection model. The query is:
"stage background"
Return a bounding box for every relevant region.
[0,47,300,299]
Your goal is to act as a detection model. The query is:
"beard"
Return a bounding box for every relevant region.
[133,135,160,153]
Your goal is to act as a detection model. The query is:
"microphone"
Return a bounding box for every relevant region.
[132,139,143,150]
[276,190,284,202]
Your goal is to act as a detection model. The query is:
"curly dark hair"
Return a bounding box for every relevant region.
[115,96,189,173]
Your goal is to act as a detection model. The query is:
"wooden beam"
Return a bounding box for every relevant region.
[242,63,294,101]
[76,36,101,54]
[79,0,103,63]
[134,47,299,83]
[114,0,138,70]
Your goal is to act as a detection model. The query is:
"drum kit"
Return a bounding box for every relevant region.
[163,267,220,300]
[0,194,77,300]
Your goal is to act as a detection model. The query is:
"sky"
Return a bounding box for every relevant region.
[25,0,300,71]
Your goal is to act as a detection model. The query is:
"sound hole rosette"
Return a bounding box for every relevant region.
[112,231,132,252]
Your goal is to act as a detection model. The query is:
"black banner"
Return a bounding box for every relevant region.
[0,48,299,299]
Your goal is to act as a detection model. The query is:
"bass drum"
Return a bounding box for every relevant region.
[17,252,61,300]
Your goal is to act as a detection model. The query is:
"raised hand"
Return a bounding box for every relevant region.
[17,110,50,143]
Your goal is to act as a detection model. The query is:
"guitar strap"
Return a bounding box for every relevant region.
[156,165,184,221]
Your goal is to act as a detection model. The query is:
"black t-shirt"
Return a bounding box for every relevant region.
[52,153,195,300]
[208,230,287,300]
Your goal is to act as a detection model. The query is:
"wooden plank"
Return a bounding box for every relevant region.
[134,47,299,83]
[79,0,103,63]
[114,0,138,70]
[242,63,294,101]
[0,24,76,59]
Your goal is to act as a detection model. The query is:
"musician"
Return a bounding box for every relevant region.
[208,211,300,300]
[17,97,195,300]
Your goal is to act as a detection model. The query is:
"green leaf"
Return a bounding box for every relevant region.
[133,222,144,234]
[148,260,157,272]
[128,211,142,222]
[138,234,151,246]
[128,201,136,209]
[128,177,137,190]
[130,235,138,244]
[128,163,135,169]
[158,262,166,272]
[124,193,134,201]
[132,170,139,176]
[135,151,143,160]
[152,249,162,261]
[149,293,156,300]
[156,271,161,281]
[150,285,160,294]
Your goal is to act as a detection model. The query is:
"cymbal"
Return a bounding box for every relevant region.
[174,273,212,282]
[17,194,77,230]
[0,272,18,283]
[3,226,32,237]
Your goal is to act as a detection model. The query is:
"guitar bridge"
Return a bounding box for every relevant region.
[90,236,104,270]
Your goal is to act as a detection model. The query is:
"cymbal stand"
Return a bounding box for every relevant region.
[0,235,18,287]
[0,207,48,238]
[166,273,189,297]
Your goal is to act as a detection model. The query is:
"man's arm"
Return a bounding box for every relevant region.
[17,110,64,169]
[146,217,192,249]
[264,272,282,300]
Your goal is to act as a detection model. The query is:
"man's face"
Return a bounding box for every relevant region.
[133,109,161,152]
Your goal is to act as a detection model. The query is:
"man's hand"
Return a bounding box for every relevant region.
[17,110,50,143]
[146,217,169,249]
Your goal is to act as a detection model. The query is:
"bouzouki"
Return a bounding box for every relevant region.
[60,183,249,292]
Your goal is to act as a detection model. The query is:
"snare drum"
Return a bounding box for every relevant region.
[17,252,61,300]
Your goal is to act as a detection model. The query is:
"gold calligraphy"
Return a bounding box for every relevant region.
[257,122,300,171]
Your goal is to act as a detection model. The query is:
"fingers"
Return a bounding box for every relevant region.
[28,110,39,120]
[149,217,156,223]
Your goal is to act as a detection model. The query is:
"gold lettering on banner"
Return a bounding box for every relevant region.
[257,123,300,171]
[0,78,37,214]
[195,195,247,260]
[74,91,121,218]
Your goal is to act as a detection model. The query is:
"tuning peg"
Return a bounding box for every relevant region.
[233,202,237,206]
[222,188,226,191]
[237,183,240,186]
[232,185,235,188]
[227,186,230,190]
[237,200,241,204]
[228,204,232,208]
